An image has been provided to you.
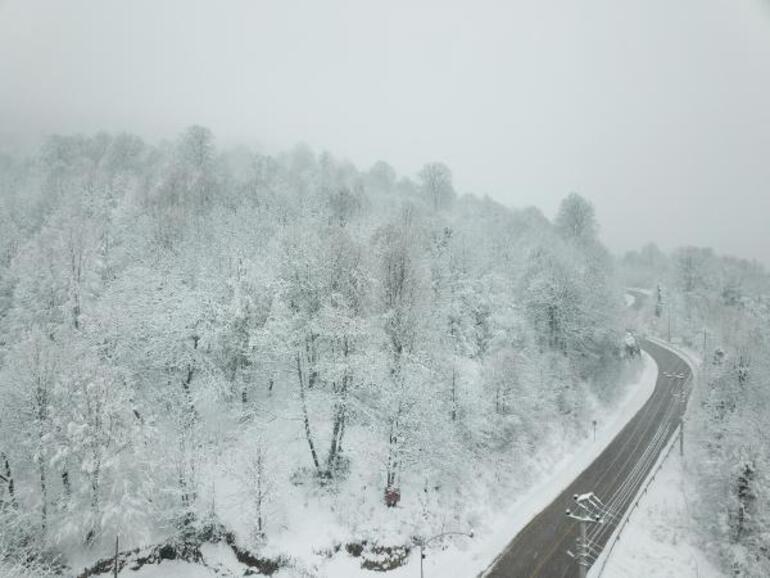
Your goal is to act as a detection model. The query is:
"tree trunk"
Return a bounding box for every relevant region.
[450,367,457,421]
[385,402,402,504]
[386,424,398,489]
[305,333,319,388]
[178,337,200,516]
[296,352,321,475]
[62,469,72,500]
[385,352,404,504]
[39,460,47,533]
[70,243,83,330]
[86,459,101,545]
[1,453,16,509]
[326,402,345,473]
[113,535,119,578]
[326,342,351,474]
[256,449,264,540]
[337,410,346,456]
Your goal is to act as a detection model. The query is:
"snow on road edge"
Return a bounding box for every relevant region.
[439,351,659,578]
[588,337,719,577]
[587,415,680,577]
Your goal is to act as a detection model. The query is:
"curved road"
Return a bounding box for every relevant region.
[483,299,690,577]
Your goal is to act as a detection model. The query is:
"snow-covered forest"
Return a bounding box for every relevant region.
[0,127,634,576]
[1,0,768,575]
[621,246,770,576]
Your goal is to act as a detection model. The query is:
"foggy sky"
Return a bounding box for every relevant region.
[1,0,769,264]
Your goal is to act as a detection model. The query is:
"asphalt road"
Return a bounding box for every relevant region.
[482,336,690,578]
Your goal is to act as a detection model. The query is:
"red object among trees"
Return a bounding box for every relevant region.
[384,487,401,507]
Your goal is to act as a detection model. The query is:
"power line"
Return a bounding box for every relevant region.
[566,492,604,578]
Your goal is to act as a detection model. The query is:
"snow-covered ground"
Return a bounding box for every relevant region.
[626,287,653,297]
[597,450,722,578]
[117,543,246,578]
[115,353,659,578]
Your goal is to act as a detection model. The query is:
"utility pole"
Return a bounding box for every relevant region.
[578,520,588,578]
[566,493,604,578]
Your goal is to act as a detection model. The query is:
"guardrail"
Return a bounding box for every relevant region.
[588,421,680,577]
[589,337,701,577]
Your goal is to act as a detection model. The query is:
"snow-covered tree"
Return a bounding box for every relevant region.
[418,162,455,211]
[0,129,637,573]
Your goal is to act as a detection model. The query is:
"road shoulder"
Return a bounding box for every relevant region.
[596,449,722,578]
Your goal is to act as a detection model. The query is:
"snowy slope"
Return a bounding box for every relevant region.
[597,450,723,578]
[112,353,658,578]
